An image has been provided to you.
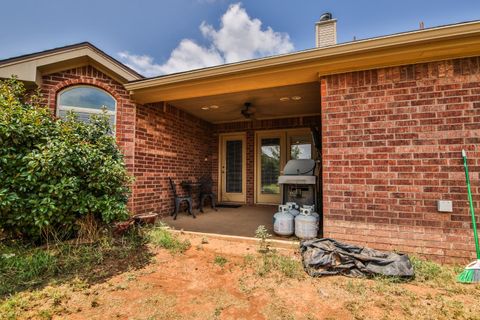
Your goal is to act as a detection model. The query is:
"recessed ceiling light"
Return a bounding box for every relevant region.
[209,105,219,109]
[291,96,302,101]
[201,106,210,110]
[280,97,290,102]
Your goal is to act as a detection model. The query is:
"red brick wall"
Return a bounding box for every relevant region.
[39,66,213,216]
[132,103,213,215]
[40,66,137,210]
[320,57,480,263]
[37,59,480,262]
[131,108,320,214]
[38,67,321,218]
[40,66,136,175]
[213,116,321,205]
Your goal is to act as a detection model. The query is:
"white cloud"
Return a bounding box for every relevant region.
[117,52,163,77]
[200,3,294,63]
[118,3,294,76]
[119,40,223,76]
[153,39,224,75]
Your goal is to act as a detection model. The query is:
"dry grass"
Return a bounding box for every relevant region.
[1,230,480,320]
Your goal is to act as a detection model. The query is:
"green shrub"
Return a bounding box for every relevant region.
[213,255,228,267]
[147,226,191,254]
[0,78,132,240]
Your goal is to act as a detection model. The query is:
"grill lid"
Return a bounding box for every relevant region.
[278,159,316,185]
[282,159,316,175]
[278,175,316,185]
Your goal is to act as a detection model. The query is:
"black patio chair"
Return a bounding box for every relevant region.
[198,176,217,213]
[168,177,195,220]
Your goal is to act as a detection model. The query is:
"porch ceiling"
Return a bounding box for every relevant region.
[169,82,320,123]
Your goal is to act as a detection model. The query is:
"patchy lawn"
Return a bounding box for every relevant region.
[1,227,479,320]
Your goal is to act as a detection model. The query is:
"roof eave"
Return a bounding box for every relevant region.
[0,42,143,85]
[124,20,480,93]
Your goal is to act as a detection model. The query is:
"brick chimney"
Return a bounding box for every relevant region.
[315,13,337,48]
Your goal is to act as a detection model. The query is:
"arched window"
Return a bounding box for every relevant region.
[57,86,116,132]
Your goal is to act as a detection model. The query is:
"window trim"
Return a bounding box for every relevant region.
[56,85,117,133]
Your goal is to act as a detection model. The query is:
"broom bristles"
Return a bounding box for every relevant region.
[457,269,480,283]
[457,260,480,283]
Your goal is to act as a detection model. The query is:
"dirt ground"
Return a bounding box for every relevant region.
[4,233,480,320]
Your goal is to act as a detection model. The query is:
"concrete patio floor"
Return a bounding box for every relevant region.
[161,205,280,238]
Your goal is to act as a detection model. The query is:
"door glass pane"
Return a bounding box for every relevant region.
[261,138,280,194]
[226,140,242,193]
[289,135,312,159]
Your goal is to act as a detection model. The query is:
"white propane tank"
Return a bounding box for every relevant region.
[302,205,319,224]
[273,205,294,236]
[303,204,315,211]
[285,202,300,217]
[295,207,318,239]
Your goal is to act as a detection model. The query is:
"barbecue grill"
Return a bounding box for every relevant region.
[278,159,317,208]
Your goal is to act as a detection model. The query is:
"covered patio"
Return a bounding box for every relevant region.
[151,82,321,239]
[161,205,278,238]
[170,83,320,198]
[128,53,323,239]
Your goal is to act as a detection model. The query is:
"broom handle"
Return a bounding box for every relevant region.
[463,149,480,260]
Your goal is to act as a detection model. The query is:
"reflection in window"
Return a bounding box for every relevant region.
[261,138,280,194]
[57,86,116,132]
[290,135,312,160]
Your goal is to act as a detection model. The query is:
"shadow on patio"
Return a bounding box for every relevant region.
[160,205,277,238]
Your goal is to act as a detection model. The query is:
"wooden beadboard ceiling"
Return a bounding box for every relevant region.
[169,82,320,123]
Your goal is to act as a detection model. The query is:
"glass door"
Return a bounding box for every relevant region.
[255,132,285,204]
[255,129,313,204]
[287,130,313,160]
[220,133,246,203]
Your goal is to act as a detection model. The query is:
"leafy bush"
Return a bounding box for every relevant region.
[147,225,191,254]
[0,78,132,240]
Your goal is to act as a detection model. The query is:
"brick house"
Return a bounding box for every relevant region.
[1,18,480,263]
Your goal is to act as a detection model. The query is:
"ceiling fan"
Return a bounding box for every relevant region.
[231,100,279,122]
[241,102,256,120]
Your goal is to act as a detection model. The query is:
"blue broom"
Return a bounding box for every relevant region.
[457,149,480,283]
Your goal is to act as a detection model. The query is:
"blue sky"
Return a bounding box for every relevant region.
[1,0,479,76]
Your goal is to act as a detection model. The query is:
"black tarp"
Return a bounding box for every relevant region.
[300,238,415,278]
